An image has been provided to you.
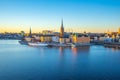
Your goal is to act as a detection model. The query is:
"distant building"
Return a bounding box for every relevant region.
[59,38,65,44]
[32,35,40,42]
[40,35,53,42]
[65,38,71,43]
[104,38,112,43]
[118,28,120,34]
[25,37,32,42]
[52,36,59,42]
[42,30,53,35]
[71,33,90,44]
[99,37,106,41]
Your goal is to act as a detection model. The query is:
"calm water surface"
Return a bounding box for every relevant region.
[0,40,120,80]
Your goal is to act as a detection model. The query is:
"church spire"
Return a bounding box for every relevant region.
[29,27,32,37]
[60,19,64,38]
[61,19,63,28]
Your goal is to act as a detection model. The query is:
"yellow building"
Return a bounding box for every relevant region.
[72,34,78,43]
[112,34,115,39]
[118,28,120,34]
[40,35,52,42]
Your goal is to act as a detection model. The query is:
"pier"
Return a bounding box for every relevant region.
[104,43,120,49]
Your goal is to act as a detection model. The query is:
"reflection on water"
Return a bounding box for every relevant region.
[0,40,120,80]
[59,46,90,56]
[59,47,65,57]
[71,46,90,55]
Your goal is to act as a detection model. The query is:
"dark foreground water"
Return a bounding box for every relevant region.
[0,40,120,80]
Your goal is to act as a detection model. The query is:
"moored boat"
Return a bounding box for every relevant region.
[28,42,48,47]
[19,40,28,45]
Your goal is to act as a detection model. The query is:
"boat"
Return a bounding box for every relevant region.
[28,42,48,47]
[19,40,28,45]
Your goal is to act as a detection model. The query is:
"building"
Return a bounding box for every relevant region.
[29,27,32,37]
[59,19,66,44]
[60,19,64,38]
[32,35,40,42]
[71,33,90,44]
[42,30,53,35]
[118,28,120,34]
[52,36,59,42]
[40,35,53,42]
[65,38,71,43]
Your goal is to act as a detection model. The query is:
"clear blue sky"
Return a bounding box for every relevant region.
[0,0,120,33]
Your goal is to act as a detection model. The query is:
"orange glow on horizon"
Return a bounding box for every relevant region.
[0,25,119,33]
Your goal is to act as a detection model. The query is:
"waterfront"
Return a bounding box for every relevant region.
[0,40,120,80]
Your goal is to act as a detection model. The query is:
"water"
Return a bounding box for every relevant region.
[0,40,120,80]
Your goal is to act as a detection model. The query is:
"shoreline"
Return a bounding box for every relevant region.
[1,40,120,49]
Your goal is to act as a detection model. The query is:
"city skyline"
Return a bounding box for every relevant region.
[0,0,120,33]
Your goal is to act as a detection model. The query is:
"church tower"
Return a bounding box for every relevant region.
[60,19,64,38]
[29,27,32,37]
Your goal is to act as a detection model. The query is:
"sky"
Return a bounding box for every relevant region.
[0,0,120,33]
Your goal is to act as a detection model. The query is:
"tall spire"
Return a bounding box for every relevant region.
[30,27,31,34]
[29,27,32,37]
[60,19,64,38]
[61,19,63,28]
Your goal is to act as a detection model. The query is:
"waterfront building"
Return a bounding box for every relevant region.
[59,38,65,44]
[112,34,115,39]
[99,37,106,42]
[72,33,78,43]
[119,39,120,42]
[116,34,120,39]
[24,37,32,42]
[52,36,59,42]
[94,36,98,41]
[40,35,53,42]
[104,38,112,43]
[112,34,115,42]
[71,33,90,44]
[118,28,120,34]
[0,33,22,40]
[65,38,71,43]
[32,35,40,42]
[77,36,90,44]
